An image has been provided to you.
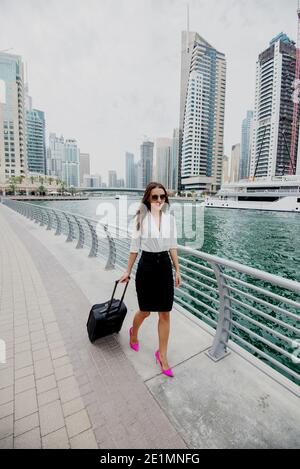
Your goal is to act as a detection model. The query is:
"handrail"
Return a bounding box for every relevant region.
[2,198,300,385]
[178,245,300,294]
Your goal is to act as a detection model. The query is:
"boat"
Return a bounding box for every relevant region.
[205,176,300,212]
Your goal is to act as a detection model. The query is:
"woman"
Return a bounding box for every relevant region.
[119,182,181,378]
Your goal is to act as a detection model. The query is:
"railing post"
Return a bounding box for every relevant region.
[39,208,47,227]
[53,210,62,236]
[33,206,40,224]
[46,210,52,230]
[64,213,75,242]
[206,263,232,362]
[103,223,116,270]
[29,204,36,221]
[86,219,98,257]
[74,216,84,249]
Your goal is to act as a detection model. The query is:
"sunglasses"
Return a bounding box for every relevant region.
[151,194,166,201]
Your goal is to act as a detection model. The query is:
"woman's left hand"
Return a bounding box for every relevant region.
[175,271,181,287]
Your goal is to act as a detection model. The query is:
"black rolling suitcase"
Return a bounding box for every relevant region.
[87,279,130,342]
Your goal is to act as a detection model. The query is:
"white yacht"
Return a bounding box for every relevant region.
[205,176,300,213]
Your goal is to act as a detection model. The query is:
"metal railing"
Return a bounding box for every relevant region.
[3,198,300,386]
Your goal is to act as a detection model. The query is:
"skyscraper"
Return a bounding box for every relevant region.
[179,32,226,193]
[46,133,65,180]
[80,153,90,186]
[108,170,117,188]
[26,107,46,175]
[63,139,80,187]
[250,33,299,178]
[0,52,26,183]
[156,138,172,189]
[125,152,135,188]
[240,111,253,180]
[140,141,154,187]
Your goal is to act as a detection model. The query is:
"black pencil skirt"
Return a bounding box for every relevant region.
[135,250,174,312]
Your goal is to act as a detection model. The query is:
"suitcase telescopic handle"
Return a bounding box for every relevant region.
[107,278,130,313]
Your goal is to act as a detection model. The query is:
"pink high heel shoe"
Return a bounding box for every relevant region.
[129,327,139,352]
[155,350,174,377]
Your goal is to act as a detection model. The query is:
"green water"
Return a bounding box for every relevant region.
[202,208,300,283]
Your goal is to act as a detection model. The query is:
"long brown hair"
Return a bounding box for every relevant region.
[135,182,170,230]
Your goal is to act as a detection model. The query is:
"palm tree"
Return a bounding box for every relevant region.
[59,182,66,195]
[37,185,46,196]
[8,176,17,195]
[69,186,77,196]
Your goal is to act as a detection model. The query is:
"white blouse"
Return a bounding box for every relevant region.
[129,210,178,253]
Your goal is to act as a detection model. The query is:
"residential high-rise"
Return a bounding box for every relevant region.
[229,144,241,183]
[239,111,253,180]
[63,139,80,187]
[108,170,117,188]
[26,106,46,175]
[47,133,64,180]
[140,141,154,187]
[125,152,135,188]
[80,153,90,186]
[250,33,299,178]
[179,32,226,193]
[0,52,26,182]
[156,138,172,189]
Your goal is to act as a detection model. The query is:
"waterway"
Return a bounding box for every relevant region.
[32,196,300,282]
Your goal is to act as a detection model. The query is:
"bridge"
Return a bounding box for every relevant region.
[0,198,299,449]
[77,187,145,195]
[0,185,146,196]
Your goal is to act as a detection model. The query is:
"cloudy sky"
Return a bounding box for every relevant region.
[0,0,298,183]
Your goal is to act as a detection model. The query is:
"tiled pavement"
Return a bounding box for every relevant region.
[0,205,186,449]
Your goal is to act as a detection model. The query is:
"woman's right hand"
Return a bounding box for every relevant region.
[119,271,131,283]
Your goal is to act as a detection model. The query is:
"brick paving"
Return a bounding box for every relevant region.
[0,205,186,449]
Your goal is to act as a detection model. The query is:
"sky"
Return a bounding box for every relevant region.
[0,0,298,183]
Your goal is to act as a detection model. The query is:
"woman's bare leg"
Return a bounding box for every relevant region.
[158,311,171,369]
[131,310,150,343]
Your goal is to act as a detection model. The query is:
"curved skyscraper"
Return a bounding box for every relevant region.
[178,32,226,194]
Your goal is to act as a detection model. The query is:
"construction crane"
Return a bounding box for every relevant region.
[289,1,300,175]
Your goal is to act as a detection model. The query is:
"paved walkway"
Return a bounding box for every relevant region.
[0,205,186,449]
[0,203,299,449]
